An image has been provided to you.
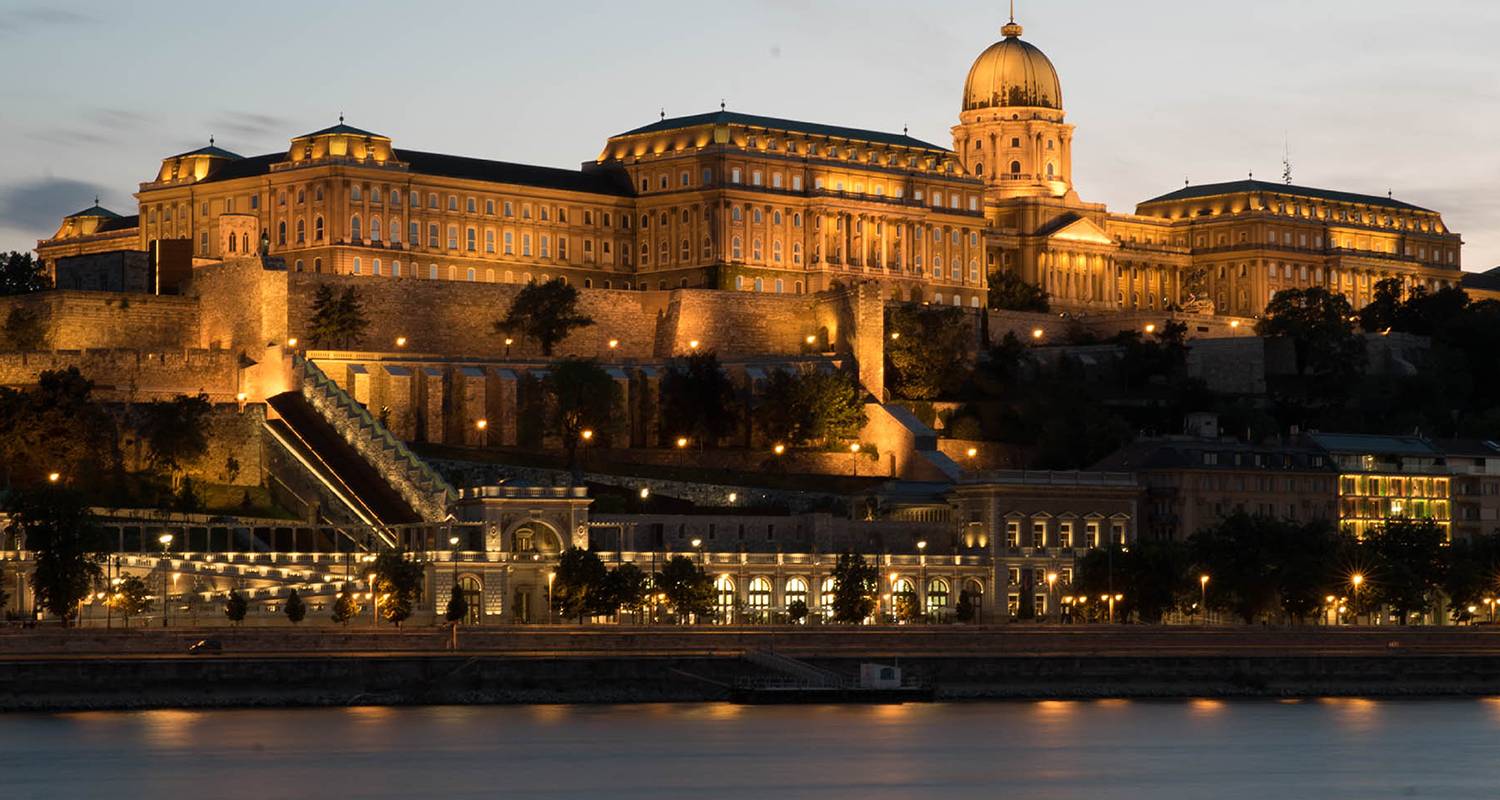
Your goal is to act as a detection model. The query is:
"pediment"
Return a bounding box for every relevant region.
[1045,216,1115,246]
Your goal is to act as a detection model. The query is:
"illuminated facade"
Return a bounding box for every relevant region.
[1313,434,1454,539]
[35,12,1469,318]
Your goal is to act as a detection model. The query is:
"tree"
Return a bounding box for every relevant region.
[1361,519,1448,624]
[1255,288,1364,415]
[0,251,50,296]
[8,487,108,626]
[955,589,977,623]
[1190,513,1348,624]
[332,590,361,625]
[134,393,212,489]
[660,351,739,446]
[0,563,8,612]
[306,284,369,349]
[545,359,622,479]
[445,583,469,624]
[224,589,248,624]
[1442,533,1500,621]
[110,575,150,627]
[372,548,424,626]
[1,306,47,351]
[552,548,609,622]
[757,367,867,450]
[495,278,594,356]
[787,599,809,624]
[604,563,650,621]
[0,368,119,490]
[284,588,307,624]
[657,555,713,622]
[1075,540,1191,623]
[988,269,1050,312]
[829,552,879,624]
[885,304,972,400]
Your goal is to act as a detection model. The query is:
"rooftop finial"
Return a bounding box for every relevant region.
[1002,1,1023,37]
[209,134,215,147]
[94,195,100,206]
[660,107,666,121]
[338,112,344,124]
[720,98,726,111]
[1282,134,1293,185]
[903,123,909,136]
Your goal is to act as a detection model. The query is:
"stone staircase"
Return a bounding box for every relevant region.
[292,355,457,522]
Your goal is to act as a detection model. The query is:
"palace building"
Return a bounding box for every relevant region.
[37,12,1468,318]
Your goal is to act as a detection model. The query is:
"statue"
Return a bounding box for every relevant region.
[1179,266,1215,315]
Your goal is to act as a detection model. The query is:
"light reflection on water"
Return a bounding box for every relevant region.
[3,699,1499,799]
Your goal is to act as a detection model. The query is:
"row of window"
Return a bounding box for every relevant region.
[1002,519,1127,550]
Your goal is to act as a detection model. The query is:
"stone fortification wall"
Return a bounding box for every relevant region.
[0,349,241,401]
[0,291,198,352]
[118,403,265,487]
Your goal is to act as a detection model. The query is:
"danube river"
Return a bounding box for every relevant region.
[2,700,1498,798]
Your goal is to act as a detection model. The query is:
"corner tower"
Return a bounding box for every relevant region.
[953,12,1075,201]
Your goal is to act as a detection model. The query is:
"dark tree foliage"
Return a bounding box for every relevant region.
[829,552,879,624]
[1190,514,1348,624]
[306,285,369,349]
[955,589,977,623]
[603,562,650,619]
[495,278,594,356]
[372,548,425,626]
[657,555,714,622]
[545,358,623,478]
[7,486,108,626]
[1074,540,1192,623]
[1255,287,1365,423]
[552,548,609,622]
[1359,519,1448,624]
[111,575,150,626]
[1442,533,1500,621]
[0,368,119,490]
[444,583,469,623]
[757,367,867,450]
[987,269,1050,312]
[2,306,47,351]
[885,304,972,400]
[332,590,360,625]
[0,251,51,296]
[134,393,212,488]
[284,588,307,624]
[787,599,809,623]
[224,590,248,624]
[659,351,739,446]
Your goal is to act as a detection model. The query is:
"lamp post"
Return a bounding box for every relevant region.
[1199,574,1210,626]
[449,534,461,587]
[1046,571,1058,624]
[1326,594,1338,626]
[850,443,861,477]
[158,533,174,628]
[1350,573,1365,625]
[691,537,704,568]
[917,540,928,622]
[547,570,556,625]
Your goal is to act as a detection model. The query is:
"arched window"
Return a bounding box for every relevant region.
[350,215,361,241]
[370,217,381,241]
[1046,162,1056,178]
[753,277,764,292]
[296,219,306,243]
[975,163,985,176]
[313,257,322,273]
[748,577,772,621]
[1010,161,1022,175]
[927,578,950,617]
[314,216,324,241]
[892,578,917,620]
[785,577,809,612]
[458,575,482,625]
[681,239,691,261]
[228,235,237,254]
[820,577,837,616]
[352,256,362,274]
[714,575,736,623]
[390,217,401,243]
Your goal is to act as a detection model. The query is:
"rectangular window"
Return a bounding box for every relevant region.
[504,231,514,255]
[522,234,532,257]
[428,224,439,248]
[1005,521,1020,548]
[731,167,743,184]
[1032,521,1047,549]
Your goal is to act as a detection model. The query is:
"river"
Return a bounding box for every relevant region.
[2,700,1497,799]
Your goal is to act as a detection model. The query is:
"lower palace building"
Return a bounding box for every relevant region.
[38,14,1468,318]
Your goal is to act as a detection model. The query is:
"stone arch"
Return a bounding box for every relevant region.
[505,518,565,555]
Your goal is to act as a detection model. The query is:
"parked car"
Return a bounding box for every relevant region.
[188,639,223,655]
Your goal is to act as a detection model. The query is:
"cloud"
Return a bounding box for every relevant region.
[27,107,149,147]
[207,111,292,144]
[0,176,111,233]
[0,6,94,36]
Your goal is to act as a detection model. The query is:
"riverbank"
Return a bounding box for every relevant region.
[6,626,1500,711]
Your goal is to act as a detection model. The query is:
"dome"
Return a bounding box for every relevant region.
[962,22,1062,112]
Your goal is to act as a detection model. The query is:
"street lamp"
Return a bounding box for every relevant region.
[691,537,704,567]
[773,444,786,456]
[395,335,408,348]
[47,472,60,484]
[918,541,928,621]
[1326,594,1338,626]
[1350,573,1365,625]
[547,571,556,624]
[850,443,861,477]
[1046,572,1058,623]
[158,533,174,628]
[504,337,514,357]
[1031,328,1044,341]
[1199,574,1210,626]
[688,340,700,350]
[449,535,461,586]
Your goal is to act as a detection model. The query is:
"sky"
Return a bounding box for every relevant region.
[1,0,1497,270]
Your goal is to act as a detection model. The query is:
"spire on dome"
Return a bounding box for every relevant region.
[1002,0,1023,37]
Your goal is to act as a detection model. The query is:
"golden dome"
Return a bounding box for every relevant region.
[962,21,1063,112]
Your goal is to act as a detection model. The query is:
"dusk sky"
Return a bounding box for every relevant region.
[2,0,1496,270]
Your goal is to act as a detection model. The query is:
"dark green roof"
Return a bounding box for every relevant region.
[172,144,243,160]
[617,111,949,152]
[1139,179,1432,213]
[66,204,121,219]
[196,150,632,196]
[298,123,384,139]
[1464,267,1500,291]
[1306,432,1440,456]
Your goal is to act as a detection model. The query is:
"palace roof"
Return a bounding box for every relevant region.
[195,150,632,196]
[1463,266,1500,292]
[298,123,386,139]
[618,110,949,153]
[1140,179,1433,213]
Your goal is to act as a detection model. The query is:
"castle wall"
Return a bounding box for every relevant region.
[0,291,198,352]
[0,349,241,401]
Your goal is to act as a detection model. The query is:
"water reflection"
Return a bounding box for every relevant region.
[1,700,1497,799]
